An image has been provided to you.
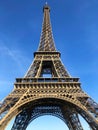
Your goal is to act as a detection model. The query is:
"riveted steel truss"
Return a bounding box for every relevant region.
[0,3,98,130]
[38,5,56,51]
[25,52,70,78]
[0,79,98,129]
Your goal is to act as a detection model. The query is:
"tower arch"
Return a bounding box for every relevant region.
[0,3,98,130]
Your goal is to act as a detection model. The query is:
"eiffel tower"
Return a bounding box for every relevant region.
[0,3,98,130]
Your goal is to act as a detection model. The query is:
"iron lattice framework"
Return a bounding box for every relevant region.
[0,4,98,130]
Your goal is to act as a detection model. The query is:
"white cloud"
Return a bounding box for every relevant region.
[0,42,30,72]
[0,80,12,85]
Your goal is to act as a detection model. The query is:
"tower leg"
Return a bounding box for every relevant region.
[62,107,84,130]
[11,109,31,130]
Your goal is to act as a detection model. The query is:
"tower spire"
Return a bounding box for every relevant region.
[38,4,56,51]
[45,1,48,5]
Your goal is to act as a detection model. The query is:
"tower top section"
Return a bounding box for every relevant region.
[43,2,50,12]
[38,4,56,52]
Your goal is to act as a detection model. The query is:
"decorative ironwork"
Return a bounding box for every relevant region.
[0,3,98,130]
[38,5,56,51]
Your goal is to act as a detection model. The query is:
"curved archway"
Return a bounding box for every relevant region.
[5,114,91,130]
[3,97,97,130]
[27,115,68,130]
[10,97,94,130]
[27,115,92,130]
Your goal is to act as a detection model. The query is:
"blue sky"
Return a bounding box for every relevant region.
[0,0,98,129]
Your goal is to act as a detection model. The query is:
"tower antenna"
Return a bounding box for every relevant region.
[45,1,48,5]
